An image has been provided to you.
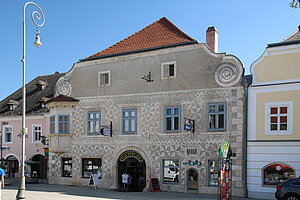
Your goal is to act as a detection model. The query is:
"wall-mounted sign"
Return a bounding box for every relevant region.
[119,151,144,162]
[219,140,231,159]
[100,121,112,137]
[184,117,195,133]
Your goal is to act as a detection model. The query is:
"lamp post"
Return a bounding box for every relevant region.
[0,122,9,168]
[16,2,45,199]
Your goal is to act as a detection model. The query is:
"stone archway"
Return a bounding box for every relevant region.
[187,168,199,192]
[5,155,19,177]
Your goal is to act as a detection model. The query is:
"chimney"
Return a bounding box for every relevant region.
[206,26,218,53]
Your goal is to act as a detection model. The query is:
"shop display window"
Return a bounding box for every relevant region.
[208,160,220,186]
[263,163,295,186]
[62,158,72,177]
[163,159,179,183]
[82,158,102,179]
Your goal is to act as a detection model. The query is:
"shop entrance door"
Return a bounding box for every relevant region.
[187,168,198,191]
[117,151,146,192]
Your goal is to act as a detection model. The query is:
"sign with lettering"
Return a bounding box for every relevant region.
[219,140,231,159]
[119,151,144,162]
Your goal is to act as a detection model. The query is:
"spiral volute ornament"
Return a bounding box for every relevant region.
[215,62,242,87]
[56,79,72,96]
[25,2,45,27]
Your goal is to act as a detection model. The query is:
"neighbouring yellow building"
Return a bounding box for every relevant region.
[247,26,300,199]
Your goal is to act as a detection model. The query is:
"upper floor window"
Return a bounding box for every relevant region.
[161,61,177,79]
[164,106,180,132]
[163,159,179,184]
[4,126,13,143]
[265,102,293,135]
[87,112,101,134]
[32,124,42,143]
[50,116,55,134]
[207,103,226,131]
[98,70,111,86]
[122,109,137,134]
[263,163,295,186]
[58,115,70,134]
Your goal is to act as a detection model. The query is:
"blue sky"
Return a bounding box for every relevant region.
[0,0,299,100]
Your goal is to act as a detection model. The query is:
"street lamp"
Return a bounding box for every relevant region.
[16,2,45,199]
[0,122,9,168]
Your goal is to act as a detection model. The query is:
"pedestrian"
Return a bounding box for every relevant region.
[0,167,4,200]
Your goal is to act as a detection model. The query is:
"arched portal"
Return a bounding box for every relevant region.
[187,168,198,191]
[117,150,146,192]
[31,154,45,179]
[5,155,19,177]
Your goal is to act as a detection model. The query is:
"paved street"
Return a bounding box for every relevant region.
[2,179,267,200]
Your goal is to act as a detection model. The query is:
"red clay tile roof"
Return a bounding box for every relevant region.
[85,17,196,60]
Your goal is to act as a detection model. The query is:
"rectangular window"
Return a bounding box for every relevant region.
[50,116,55,134]
[122,109,137,133]
[164,106,180,132]
[207,103,226,131]
[62,158,72,177]
[163,159,179,183]
[265,102,293,135]
[98,71,111,86]
[161,61,177,79]
[82,158,102,179]
[58,115,70,134]
[4,126,13,143]
[208,160,219,186]
[32,125,42,143]
[87,112,101,134]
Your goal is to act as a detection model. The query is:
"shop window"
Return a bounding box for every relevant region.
[62,158,72,177]
[50,116,55,134]
[32,124,42,143]
[163,159,179,183]
[161,61,177,79]
[122,109,137,134]
[164,106,181,132]
[82,158,102,179]
[263,163,295,186]
[207,103,226,131]
[87,112,101,134]
[4,126,13,143]
[58,115,70,134]
[265,102,293,135]
[208,160,219,186]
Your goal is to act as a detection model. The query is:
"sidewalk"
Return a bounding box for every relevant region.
[3,178,267,200]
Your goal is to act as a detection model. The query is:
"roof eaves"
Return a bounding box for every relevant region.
[79,40,198,62]
[267,39,300,47]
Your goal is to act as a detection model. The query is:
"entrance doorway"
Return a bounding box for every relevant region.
[4,155,19,177]
[187,168,198,191]
[31,154,45,179]
[117,151,146,192]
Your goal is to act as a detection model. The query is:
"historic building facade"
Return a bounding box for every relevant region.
[47,17,246,196]
[0,72,64,178]
[247,26,300,199]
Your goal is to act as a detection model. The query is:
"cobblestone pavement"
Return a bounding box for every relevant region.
[3,179,268,200]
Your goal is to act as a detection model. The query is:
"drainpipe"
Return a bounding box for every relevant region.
[242,75,252,198]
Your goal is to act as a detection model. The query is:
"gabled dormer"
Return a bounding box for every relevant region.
[7,100,19,111]
[36,80,47,91]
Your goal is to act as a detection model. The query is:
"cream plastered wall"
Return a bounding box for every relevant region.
[256,90,300,140]
[254,52,300,83]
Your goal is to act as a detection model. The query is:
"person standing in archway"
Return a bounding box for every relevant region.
[0,166,5,200]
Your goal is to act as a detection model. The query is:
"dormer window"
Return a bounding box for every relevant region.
[7,100,19,111]
[36,80,47,91]
[39,97,49,108]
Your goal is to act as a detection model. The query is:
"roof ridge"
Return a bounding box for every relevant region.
[86,17,196,60]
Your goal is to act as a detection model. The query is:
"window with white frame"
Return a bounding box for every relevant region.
[58,115,70,134]
[164,106,181,132]
[161,61,177,79]
[50,116,55,134]
[122,109,137,134]
[4,126,13,143]
[98,71,111,86]
[87,111,101,134]
[32,125,42,143]
[265,102,293,135]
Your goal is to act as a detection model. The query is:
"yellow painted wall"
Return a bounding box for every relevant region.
[256,90,300,140]
[254,52,300,83]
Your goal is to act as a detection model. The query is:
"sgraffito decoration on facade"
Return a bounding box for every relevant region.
[215,62,243,87]
[56,78,72,96]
